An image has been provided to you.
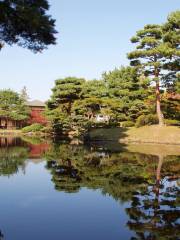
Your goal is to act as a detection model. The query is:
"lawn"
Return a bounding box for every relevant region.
[89,125,180,145]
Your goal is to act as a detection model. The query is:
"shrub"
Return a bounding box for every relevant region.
[164,119,180,126]
[135,114,158,127]
[22,123,44,133]
[41,126,52,133]
[121,121,135,127]
[146,114,159,125]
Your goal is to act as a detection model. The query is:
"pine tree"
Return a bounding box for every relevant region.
[0,0,57,52]
[127,24,177,125]
[102,66,151,121]
[20,86,29,102]
[46,77,85,135]
[162,11,180,93]
[128,16,180,125]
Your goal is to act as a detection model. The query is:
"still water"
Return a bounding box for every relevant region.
[0,137,179,240]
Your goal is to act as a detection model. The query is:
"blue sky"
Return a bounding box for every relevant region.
[0,0,179,100]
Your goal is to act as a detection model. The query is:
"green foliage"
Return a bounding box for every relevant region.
[44,10,179,136]
[0,89,30,120]
[128,13,180,125]
[102,66,152,121]
[121,121,135,127]
[46,77,86,136]
[102,66,145,99]
[46,67,152,136]
[82,79,108,98]
[163,11,180,52]
[0,146,28,176]
[164,119,180,126]
[0,0,57,52]
[174,74,180,93]
[162,11,180,92]
[162,96,180,120]
[22,123,44,133]
[47,77,85,110]
[135,114,158,127]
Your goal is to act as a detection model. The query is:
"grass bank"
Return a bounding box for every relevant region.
[0,129,48,137]
[89,125,180,145]
[0,129,22,136]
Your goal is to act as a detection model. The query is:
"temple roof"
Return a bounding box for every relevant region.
[26,100,46,107]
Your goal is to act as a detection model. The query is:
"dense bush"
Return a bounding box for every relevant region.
[164,119,180,126]
[121,121,135,127]
[135,114,159,127]
[41,126,53,134]
[22,124,44,133]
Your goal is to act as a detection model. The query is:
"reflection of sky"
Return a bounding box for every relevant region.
[0,162,132,240]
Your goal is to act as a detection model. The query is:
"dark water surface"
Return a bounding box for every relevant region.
[0,137,179,240]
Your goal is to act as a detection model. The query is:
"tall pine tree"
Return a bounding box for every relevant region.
[127,23,178,125]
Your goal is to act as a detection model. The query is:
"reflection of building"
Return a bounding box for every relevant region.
[26,100,47,125]
[0,137,50,160]
[0,137,22,147]
[28,143,50,159]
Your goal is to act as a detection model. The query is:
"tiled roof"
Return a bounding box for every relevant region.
[26,100,46,107]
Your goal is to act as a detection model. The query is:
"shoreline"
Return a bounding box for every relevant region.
[0,125,180,145]
[0,130,48,137]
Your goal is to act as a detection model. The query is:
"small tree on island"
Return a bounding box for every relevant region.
[46,77,85,135]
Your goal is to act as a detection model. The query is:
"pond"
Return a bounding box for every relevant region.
[0,137,179,240]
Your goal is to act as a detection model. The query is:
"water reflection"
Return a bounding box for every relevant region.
[0,137,50,176]
[0,137,179,240]
[0,138,28,176]
[0,230,4,240]
[45,142,180,239]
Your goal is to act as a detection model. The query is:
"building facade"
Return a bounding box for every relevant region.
[26,100,47,125]
[0,100,47,130]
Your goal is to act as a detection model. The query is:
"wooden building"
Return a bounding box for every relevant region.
[0,100,47,129]
[0,116,25,129]
[26,100,47,125]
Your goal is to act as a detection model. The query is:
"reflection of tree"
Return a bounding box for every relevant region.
[0,146,28,176]
[0,136,50,176]
[45,143,180,239]
[0,230,4,240]
[126,180,179,239]
[126,155,180,240]
[45,144,158,197]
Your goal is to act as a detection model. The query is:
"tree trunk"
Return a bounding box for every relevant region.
[67,101,72,114]
[155,78,164,126]
[153,155,164,208]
